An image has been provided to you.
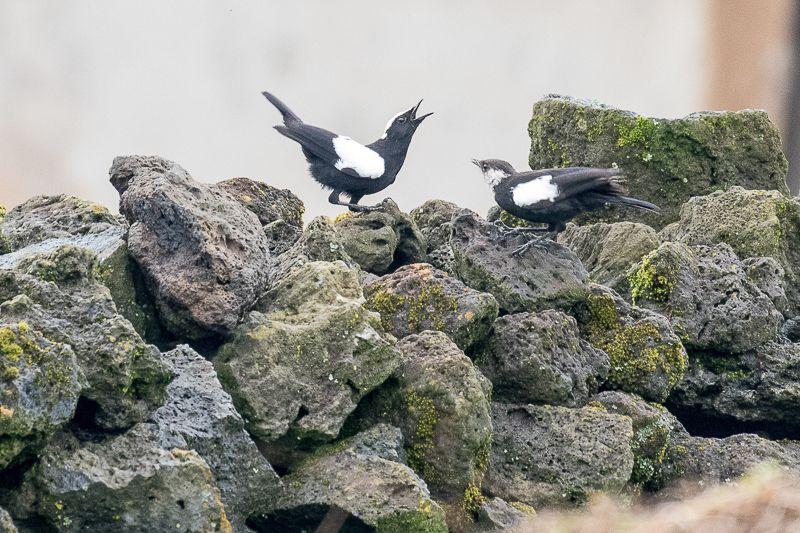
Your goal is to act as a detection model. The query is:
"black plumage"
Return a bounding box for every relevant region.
[473,159,659,253]
[262,91,432,211]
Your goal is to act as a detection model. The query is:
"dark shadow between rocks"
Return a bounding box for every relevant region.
[665,401,800,440]
[246,504,372,533]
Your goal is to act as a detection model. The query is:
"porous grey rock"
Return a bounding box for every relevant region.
[267,216,353,286]
[572,284,687,402]
[110,155,271,339]
[391,331,493,496]
[676,433,800,484]
[627,242,784,354]
[262,219,303,256]
[0,195,121,252]
[11,430,231,532]
[0,197,159,340]
[450,209,588,314]
[410,199,461,273]
[0,245,171,431]
[146,345,282,530]
[215,261,399,442]
[557,221,660,290]
[334,199,425,275]
[528,95,789,228]
[258,425,447,533]
[591,391,688,490]
[475,497,533,530]
[364,263,498,352]
[743,256,790,316]
[0,322,84,469]
[486,403,633,507]
[479,310,609,406]
[670,342,800,429]
[664,187,800,313]
[217,176,304,227]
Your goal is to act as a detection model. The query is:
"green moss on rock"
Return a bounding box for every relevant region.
[528,96,789,228]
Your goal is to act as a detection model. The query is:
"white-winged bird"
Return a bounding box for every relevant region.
[262,91,432,212]
[473,159,659,255]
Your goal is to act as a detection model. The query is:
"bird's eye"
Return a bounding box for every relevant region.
[482,165,488,171]
[397,116,407,124]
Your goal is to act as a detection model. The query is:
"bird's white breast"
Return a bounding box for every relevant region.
[484,168,508,187]
[332,136,386,179]
[512,175,559,206]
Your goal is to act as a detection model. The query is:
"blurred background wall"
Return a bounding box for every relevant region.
[1,0,797,219]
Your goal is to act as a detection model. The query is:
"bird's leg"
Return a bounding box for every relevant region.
[510,231,556,257]
[493,219,547,234]
[328,190,380,212]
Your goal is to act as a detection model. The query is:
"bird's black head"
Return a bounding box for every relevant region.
[381,100,433,142]
[472,158,516,187]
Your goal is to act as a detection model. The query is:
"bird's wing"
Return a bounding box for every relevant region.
[510,167,625,206]
[275,124,384,179]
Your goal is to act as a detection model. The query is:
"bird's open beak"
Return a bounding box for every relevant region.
[411,99,434,123]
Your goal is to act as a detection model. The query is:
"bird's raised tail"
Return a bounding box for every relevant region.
[262,91,302,127]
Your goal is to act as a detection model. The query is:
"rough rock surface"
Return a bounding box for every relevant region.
[670,342,800,429]
[11,430,231,532]
[215,261,399,442]
[267,216,353,286]
[450,209,588,313]
[627,242,784,354]
[410,199,461,273]
[364,263,498,352]
[110,155,271,339]
[558,221,660,290]
[0,322,84,469]
[479,310,609,406]
[486,403,633,507]
[475,497,532,530]
[572,284,688,402]
[663,186,800,313]
[259,424,447,532]
[528,95,789,228]
[217,176,304,228]
[145,345,282,530]
[334,199,425,275]
[0,246,171,430]
[0,196,159,340]
[676,433,800,484]
[390,331,493,496]
[0,195,121,253]
[592,391,688,489]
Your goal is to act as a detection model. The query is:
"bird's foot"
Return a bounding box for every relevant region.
[493,220,544,234]
[510,234,551,257]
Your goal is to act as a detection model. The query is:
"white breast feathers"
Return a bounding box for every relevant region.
[512,175,559,206]
[484,168,509,187]
[332,136,386,179]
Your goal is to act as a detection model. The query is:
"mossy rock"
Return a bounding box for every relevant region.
[625,242,783,354]
[215,261,400,443]
[260,425,447,533]
[528,96,789,229]
[664,186,800,313]
[573,284,687,402]
[0,322,84,469]
[364,263,498,352]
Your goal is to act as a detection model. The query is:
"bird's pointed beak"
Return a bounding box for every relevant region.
[411,99,433,123]
[471,159,481,167]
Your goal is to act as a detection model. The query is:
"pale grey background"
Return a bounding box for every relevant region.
[1,1,709,220]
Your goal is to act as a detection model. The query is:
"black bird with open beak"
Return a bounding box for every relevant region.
[262,91,432,211]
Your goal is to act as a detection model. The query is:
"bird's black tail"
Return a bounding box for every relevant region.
[605,194,661,213]
[262,91,302,127]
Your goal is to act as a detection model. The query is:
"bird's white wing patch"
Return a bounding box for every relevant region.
[512,175,559,206]
[332,136,386,179]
